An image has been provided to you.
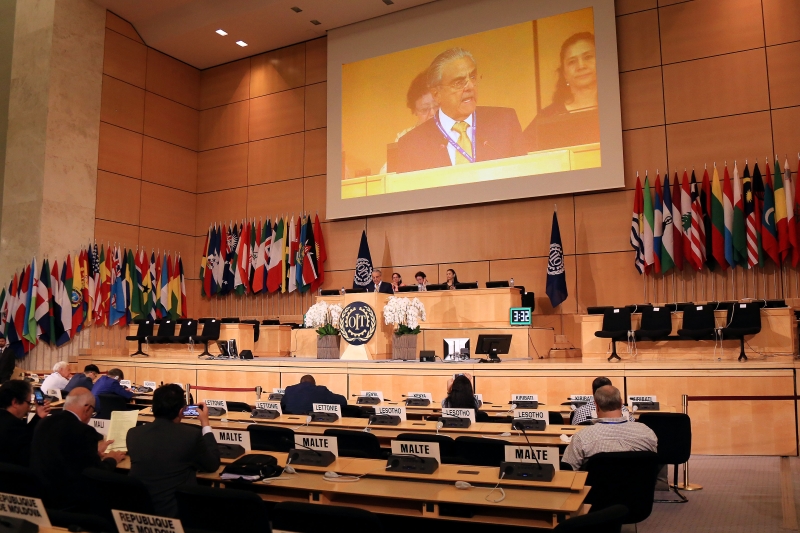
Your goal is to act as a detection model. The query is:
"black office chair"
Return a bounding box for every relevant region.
[0,463,43,497]
[323,429,385,459]
[226,401,252,413]
[581,451,659,524]
[717,302,762,362]
[625,304,653,314]
[175,485,271,533]
[677,304,717,340]
[549,411,565,425]
[261,319,280,325]
[396,433,459,464]
[454,436,509,467]
[587,306,613,315]
[125,320,154,357]
[240,319,260,342]
[48,511,115,533]
[594,308,632,362]
[170,319,198,343]
[271,502,382,533]
[247,425,294,452]
[343,404,372,418]
[95,393,140,420]
[638,413,692,503]
[146,320,176,343]
[553,504,627,533]
[193,319,221,358]
[82,467,155,518]
[634,307,673,341]
[221,317,240,323]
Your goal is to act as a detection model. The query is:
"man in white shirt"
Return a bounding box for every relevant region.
[40,361,70,394]
[571,376,633,425]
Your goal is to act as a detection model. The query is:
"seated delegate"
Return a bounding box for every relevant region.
[441,373,490,422]
[92,367,134,412]
[570,376,633,425]
[40,361,70,393]
[0,380,50,466]
[281,374,348,415]
[64,364,100,393]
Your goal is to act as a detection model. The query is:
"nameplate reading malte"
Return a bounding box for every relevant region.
[339,302,377,346]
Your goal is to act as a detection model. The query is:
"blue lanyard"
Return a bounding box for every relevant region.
[435,112,476,163]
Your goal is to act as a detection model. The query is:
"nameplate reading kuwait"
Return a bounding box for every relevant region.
[390,441,441,462]
[0,492,51,527]
[295,434,339,456]
[112,510,184,533]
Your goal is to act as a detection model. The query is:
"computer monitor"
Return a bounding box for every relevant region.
[425,283,447,291]
[485,280,510,288]
[475,335,512,362]
[216,339,238,359]
[398,285,419,292]
[320,289,340,296]
[454,282,478,290]
[443,338,470,360]
[345,288,367,294]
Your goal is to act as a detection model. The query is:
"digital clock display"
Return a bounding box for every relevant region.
[509,307,532,326]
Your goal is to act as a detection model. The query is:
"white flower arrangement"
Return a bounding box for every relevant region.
[304,301,343,336]
[383,296,426,335]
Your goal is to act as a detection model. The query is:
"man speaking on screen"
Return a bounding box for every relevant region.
[395,47,526,174]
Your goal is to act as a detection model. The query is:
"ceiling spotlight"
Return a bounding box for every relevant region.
[382,0,394,4]
[215,29,228,36]
[236,40,248,47]
[310,19,321,25]
[291,6,302,12]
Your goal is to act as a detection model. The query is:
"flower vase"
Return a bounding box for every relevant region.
[392,333,418,360]
[317,335,341,359]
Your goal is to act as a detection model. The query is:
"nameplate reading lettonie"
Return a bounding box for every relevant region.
[211,429,251,451]
[0,492,51,527]
[112,510,184,533]
[255,402,282,414]
[205,399,228,414]
[313,403,342,417]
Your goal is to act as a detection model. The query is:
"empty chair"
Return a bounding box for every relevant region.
[548,411,565,425]
[146,320,176,343]
[581,451,659,525]
[261,319,280,325]
[395,433,458,463]
[226,401,252,413]
[638,413,692,503]
[192,319,221,358]
[82,467,155,518]
[175,485,271,533]
[323,428,384,459]
[454,436,509,467]
[48,511,115,533]
[625,304,653,314]
[717,302,762,362]
[594,308,632,362]
[677,304,717,340]
[247,425,294,452]
[271,502,382,533]
[0,463,43,498]
[170,320,198,343]
[221,317,240,323]
[634,307,673,341]
[553,504,627,533]
[126,320,154,357]
[587,306,613,315]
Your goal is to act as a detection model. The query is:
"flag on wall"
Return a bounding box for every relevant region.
[671,173,684,271]
[700,169,714,269]
[248,219,258,293]
[742,163,757,268]
[35,259,51,344]
[642,174,654,273]
[732,162,747,267]
[22,259,37,347]
[661,174,674,273]
[631,174,644,274]
[774,155,790,261]
[57,260,72,346]
[262,218,272,292]
[311,214,326,292]
[711,165,727,270]
[179,256,187,319]
[252,220,267,294]
[235,221,250,295]
[690,170,705,270]
[287,217,299,293]
[762,161,780,265]
[267,218,284,293]
[788,157,800,267]
[753,162,766,266]
[353,230,374,290]
[49,262,66,348]
[295,217,307,292]
[71,253,84,335]
[169,254,180,319]
[200,227,210,297]
[681,171,693,268]
[6,273,20,351]
[301,216,318,291]
[722,164,734,268]
[653,173,663,274]
[546,210,568,308]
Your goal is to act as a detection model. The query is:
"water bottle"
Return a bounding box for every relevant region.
[509,277,515,288]
[340,287,346,295]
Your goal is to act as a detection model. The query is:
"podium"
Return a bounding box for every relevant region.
[314,292,394,360]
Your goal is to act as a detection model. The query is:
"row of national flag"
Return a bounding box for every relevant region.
[0,244,188,358]
[631,156,800,274]
[200,214,327,298]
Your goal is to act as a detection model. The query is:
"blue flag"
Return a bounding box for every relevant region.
[546,211,568,308]
[353,230,374,290]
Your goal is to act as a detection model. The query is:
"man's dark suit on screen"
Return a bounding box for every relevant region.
[395,106,527,174]
[0,410,42,466]
[281,382,348,415]
[127,418,221,517]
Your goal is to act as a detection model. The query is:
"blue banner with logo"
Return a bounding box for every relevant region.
[353,231,374,289]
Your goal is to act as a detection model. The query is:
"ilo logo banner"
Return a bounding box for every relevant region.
[339,302,377,346]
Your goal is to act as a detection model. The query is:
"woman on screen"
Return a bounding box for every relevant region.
[523,32,599,152]
[445,269,459,290]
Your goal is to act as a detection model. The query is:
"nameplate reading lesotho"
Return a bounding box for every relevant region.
[255,401,282,414]
[441,408,476,423]
[503,446,560,468]
[390,440,441,462]
[112,510,184,533]
[211,429,251,451]
[376,405,407,421]
[295,434,339,457]
[0,492,51,527]
[513,409,549,426]
[313,403,342,416]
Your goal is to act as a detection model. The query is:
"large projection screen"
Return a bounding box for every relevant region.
[327,0,623,220]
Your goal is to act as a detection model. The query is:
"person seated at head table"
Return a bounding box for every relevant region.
[391,272,406,292]
[562,385,657,471]
[40,361,70,394]
[415,271,428,291]
[281,374,348,415]
[91,368,134,413]
[444,268,459,290]
[30,387,125,511]
[369,269,394,294]
[441,373,490,422]
[570,376,633,425]
[0,380,50,466]
[0,337,15,384]
[127,385,220,518]
[64,364,100,394]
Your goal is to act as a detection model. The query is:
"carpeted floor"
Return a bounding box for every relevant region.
[638,456,799,533]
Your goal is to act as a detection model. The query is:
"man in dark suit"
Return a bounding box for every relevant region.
[30,387,125,510]
[368,269,394,294]
[64,364,99,393]
[127,384,220,517]
[0,380,50,466]
[92,367,133,413]
[396,47,526,174]
[281,375,347,415]
[0,338,16,384]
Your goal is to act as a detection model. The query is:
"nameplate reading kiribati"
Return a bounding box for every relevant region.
[273,388,286,394]
[569,395,593,402]
[376,405,407,421]
[0,492,51,527]
[295,435,339,456]
[504,446,560,468]
[339,302,378,346]
[441,408,476,423]
[112,510,184,533]
[211,429,251,451]
[390,440,441,462]
[511,394,539,408]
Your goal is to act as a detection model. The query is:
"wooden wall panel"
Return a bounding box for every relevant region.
[321,219,366,271]
[319,269,356,291]
[248,133,305,185]
[771,106,800,162]
[249,88,305,141]
[490,256,578,315]
[199,100,249,151]
[103,28,146,88]
[658,0,764,64]
[195,369,281,403]
[250,43,306,98]
[437,262,490,288]
[615,10,661,72]
[575,190,635,254]
[247,179,304,219]
[576,251,645,312]
[138,228,197,276]
[197,144,248,193]
[304,82,326,130]
[476,375,603,406]
[762,0,800,46]
[105,12,142,43]
[184,279,209,318]
[139,182,196,236]
[305,38,327,85]
[622,127,668,189]
[619,67,664,130]
[95,171,140,225]
[200,58,250,110]
[95,219,140,249]
[141,137,197,193]
[145,48,200,110]
[766,42,800,110]
[304,128,327,177]
[134,367,196,389]
[100,75,145,132]
[303,175,327,221]
[662,49,769,123]
[195,188,248,236]
[615,0,657,16]
[97,122,143,178]
[143,92,199,151]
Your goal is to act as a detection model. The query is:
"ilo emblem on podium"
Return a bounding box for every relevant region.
[339,301,377,360]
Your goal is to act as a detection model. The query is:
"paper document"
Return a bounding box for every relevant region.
[106,410,139,451]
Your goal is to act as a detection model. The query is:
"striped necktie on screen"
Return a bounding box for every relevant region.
[451,121,472,165]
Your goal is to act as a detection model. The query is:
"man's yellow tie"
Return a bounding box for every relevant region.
[451,121,472,165]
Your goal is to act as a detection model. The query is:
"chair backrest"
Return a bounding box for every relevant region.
[0,463,43,498]
[226,401,252,412]
[247,425,295,452]
[221,317,240,323]
[175,485,271,533]
[323,429,382,459]
[553,504,627,532]
[96,394,137,420]
[395,433,457,461]
[200,320,221,340]
[581,451,659,524]
[176,320,198,337]
[135,321,154,337]
[454,436,509,467]
[154,320,176,336]
[638,413,692,465]
[82,467,155,515]
[548,411,565,425]
[681,304,716,330]
[726,302,762,331]
[640,307,673,332]
[271,502,382,533]
[601,308,632,332]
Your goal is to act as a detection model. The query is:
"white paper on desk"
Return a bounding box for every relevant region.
[106,410,139,451]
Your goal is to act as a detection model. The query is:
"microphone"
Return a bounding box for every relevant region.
[436,421,443,435]
[292,415,312,430]
[518,425,544,471]
[293,440,323,456]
